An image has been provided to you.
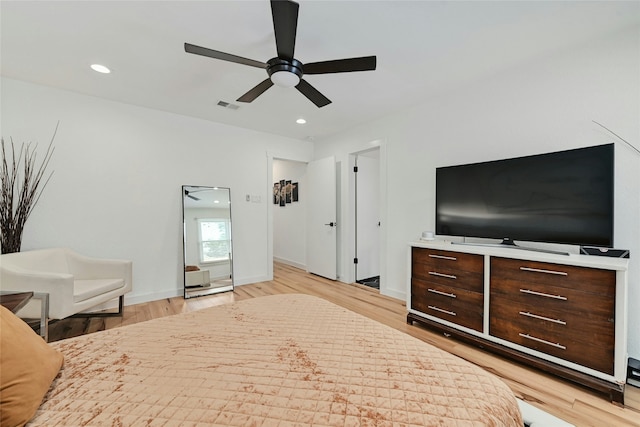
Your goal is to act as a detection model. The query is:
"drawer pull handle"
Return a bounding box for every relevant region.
[428,288,456,298]
[519,333,566,350]
[519,311,566,325]
[429,254,457,261]
[520,267,568,276]
[428,305,456,316]
[429,271,457,280]
[519,289,568,301]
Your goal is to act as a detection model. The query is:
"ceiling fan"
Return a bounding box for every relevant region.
[184,0,376,108]
[184,190,200,201]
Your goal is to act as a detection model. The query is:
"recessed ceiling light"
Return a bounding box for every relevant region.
[296,118,306,124]
[90,64,111,74]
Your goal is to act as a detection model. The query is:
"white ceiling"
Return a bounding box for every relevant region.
[1,1,638,142]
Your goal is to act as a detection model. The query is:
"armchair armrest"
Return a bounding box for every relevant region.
[66,250,133,293]
[0,264,74,319]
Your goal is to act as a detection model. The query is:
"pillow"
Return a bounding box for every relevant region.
[0,305,64,427]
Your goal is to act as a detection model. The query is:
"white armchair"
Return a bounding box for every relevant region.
[0,248,132,328]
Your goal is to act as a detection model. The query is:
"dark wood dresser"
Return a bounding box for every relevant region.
[407,242,629,403]
[411,248,484,332]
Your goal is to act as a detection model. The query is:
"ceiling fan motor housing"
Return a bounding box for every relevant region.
[267,57,303,87]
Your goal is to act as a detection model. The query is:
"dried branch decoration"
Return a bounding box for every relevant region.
[1,123,57,254]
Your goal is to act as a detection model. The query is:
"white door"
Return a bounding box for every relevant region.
[306,156,337,280]
[356,155,380,281]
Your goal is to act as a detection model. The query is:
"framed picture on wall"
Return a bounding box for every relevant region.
[279,180,286,206]
[292,182,299,202]
[285,180,292,203]
[273,182,280,205]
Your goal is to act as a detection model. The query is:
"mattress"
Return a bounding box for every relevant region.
[31,294,522,426]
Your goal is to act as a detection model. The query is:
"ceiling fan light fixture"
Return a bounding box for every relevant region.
[270,70,300,88]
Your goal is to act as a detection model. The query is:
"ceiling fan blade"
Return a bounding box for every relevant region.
[184,43,267,69]
[303,56,377,74]
[237,78,275,103]
[296,79,331,108]
[184,190,200,201]
[271,0,299,61]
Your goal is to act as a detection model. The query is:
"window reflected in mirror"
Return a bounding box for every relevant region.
[182,186,233,298]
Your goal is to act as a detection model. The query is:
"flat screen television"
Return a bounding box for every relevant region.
[435,143,614,248]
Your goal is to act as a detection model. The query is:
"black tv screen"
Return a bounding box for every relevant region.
[435,144,614,247]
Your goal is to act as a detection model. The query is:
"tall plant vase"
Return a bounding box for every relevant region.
[0,125,56,254]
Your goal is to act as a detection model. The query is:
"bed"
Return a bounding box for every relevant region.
[5,294,522,426]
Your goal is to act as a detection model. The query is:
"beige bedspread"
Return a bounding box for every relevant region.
[31,294,522,426]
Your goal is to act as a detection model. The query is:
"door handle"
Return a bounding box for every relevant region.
[324,222,337,227]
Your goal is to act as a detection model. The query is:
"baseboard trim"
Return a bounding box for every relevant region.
[234,275,270,286]
[83,289,182,313]
[89,273,273,311]
[273,256,306,270]
[382,288,405,301]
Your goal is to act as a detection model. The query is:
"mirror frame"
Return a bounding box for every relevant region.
[182,185,234,299]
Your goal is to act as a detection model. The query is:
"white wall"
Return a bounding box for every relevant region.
[316,26,640,358]
[0,77,313,304]
[272,159,307,269]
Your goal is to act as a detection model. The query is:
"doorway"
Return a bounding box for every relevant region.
[352,148,380,289]
[272,159,307,270]
[269,156,338,280]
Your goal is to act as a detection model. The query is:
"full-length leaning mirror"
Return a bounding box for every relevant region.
[182,185,233,298]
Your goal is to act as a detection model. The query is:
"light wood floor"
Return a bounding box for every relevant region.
[51,262,640,427]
